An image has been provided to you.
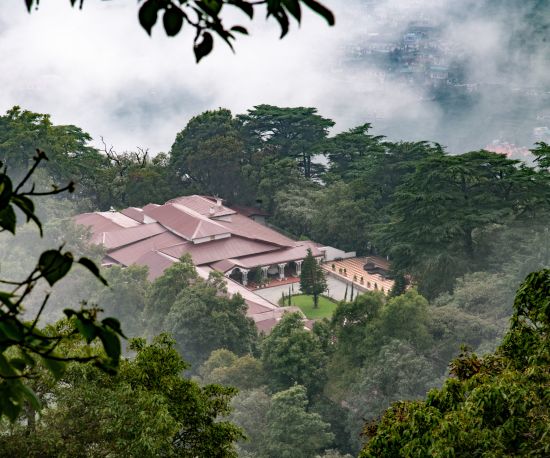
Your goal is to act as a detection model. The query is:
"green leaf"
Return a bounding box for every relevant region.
[194,31,214,62]
[0,205,16,234]
[63,308,77,318]
[78,257,108,286]
[138,0,161,36]
[0,394,20,422]
[272,9,290,38]
[98,328,121,364]
[102,317,126,338]
[9,358,27,372]
[0,319,23,341]
[0,292,16,312]
[282,0,301,22]
[38,250,74,286]
[199,0,223,15]
[229,0,253,18]
[230,25,248,35]
[19,383,41,411]
[0,353,17,377]
[74,318,97,343]
[11,195,41,236]
[0,174,13,210]
[302,0,334,25]
[41,356,66,380]
[163,6,184,36]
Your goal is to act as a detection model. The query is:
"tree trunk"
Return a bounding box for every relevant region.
[24,403,36,436]
[313,293,319,308]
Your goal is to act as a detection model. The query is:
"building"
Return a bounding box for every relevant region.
[75,195,326,332]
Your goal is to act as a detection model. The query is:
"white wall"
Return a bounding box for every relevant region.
[320,246,356,262]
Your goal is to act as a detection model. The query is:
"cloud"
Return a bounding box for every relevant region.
[0,0,547,153]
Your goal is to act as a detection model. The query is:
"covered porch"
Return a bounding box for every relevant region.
[227,259,305,289]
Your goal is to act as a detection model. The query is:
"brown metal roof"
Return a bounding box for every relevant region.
[159,235,280,266]
[75,212,140,237]
[209,259,238,273]
[143,203,230,240]
[120,207,146,223]
[214,213,295,247]
[107,232,184,266]
[227,242,322,269]
[133,250,176,281]
[167,195,236,217]
[99,223,166,250]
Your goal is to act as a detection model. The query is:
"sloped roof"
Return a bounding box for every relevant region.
[98,223,166,250]
[134,250,176,281]
[143,203,229,240]
[120,207,146,223]
[159,235,280,266]
[226,242,322,269]
[75,212,140,237]
[167,195,236,217]
[214,213,295,247]
[108,232,184,266]
[209,259,238,273]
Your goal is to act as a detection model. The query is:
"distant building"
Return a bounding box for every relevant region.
[75,195,327,332]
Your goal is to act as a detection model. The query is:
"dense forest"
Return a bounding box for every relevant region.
[0,104,549,456]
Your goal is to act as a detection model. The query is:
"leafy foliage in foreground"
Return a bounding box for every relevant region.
[0,334,243,457]
[0,152,124,422]
[361,269,550,457]
[24,0,334,62]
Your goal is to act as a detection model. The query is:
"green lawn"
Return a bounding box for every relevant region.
[280,294,337,319]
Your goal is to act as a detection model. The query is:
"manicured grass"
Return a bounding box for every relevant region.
[280,294,337,319]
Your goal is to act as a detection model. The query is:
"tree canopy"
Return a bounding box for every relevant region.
[361,269,550,457]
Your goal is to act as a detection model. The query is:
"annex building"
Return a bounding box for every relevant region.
[75,195,327,333]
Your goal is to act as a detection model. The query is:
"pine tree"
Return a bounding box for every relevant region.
[287,286,291,306]
[299,249,328,308]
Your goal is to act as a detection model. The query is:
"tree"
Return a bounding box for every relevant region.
[238,105,335,179]
[163,271,258,368]
[264,385,334,458]
[199,349,266,390]
[379,150,550,298]
[0,333,244,457]
[0,106,107,201]
[143,254,198,336]
[90,264,150,338]
[25,0,335,62]
[361,269,550,457]
[273,185,319,237]
[170,109,246,199]
[532,141,550,170]
[324,123,384,182]
[300,248,327,307]
[261,312,326,395]
[0,151,124,421]
[230,387,273,457]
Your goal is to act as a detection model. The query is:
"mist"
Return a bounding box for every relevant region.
[0,0,547,154]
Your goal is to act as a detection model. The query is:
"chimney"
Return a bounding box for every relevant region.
[215,197,223,208]
[209,206,216,216]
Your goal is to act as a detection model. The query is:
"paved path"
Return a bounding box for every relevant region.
[254,276,353,305]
